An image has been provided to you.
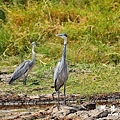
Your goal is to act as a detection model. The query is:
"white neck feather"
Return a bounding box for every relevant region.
[64,37,67,45]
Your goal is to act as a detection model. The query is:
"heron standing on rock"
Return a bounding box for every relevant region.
[54,33,69,110]
[9,42,36,85]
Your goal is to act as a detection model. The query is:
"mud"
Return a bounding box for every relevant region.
[0,70,120,119]
[0,93,119,120]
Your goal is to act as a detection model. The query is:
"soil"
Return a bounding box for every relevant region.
[0,92,119,120]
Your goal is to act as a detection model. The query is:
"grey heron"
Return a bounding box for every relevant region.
[9,42,36,85]
[54,33,69,110]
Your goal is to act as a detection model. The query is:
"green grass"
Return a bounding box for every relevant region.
[0,0,120,96]
[68,63,120,95]
[0,63,119,96]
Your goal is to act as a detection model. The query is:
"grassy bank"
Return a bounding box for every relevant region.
[0,0,120,96]
[0,63,119,96]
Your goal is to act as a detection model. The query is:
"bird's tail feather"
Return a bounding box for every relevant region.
[55,79,64,91]
[8,77,14,84]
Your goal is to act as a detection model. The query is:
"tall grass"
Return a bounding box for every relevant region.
[0,0,119,65]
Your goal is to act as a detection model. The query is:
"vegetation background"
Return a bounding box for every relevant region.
[0,0,120,97]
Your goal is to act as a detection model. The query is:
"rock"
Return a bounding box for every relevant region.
[83,102,96,110]
[0,93,120,120]
[69,105,86,111]
[93,110,109,119]
[20,112,31,116]
[51,105,72,119]
[73,111,90,120]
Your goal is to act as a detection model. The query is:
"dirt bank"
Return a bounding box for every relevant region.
[0,93,119,120]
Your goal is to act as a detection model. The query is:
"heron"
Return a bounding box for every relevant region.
[54,33,69,110]
[9,42,36,85]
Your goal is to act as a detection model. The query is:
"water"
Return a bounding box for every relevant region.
[0,104,54,119]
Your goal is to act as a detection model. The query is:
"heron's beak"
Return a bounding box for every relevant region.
[56,34,63,37]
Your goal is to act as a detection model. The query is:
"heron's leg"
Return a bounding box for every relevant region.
[23,75,27,85]
[64,83,66,105]
[57,90,60,110]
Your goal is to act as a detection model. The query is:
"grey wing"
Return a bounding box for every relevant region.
[11,60,31,80]
[54,61,69,91]
[62,61,69,82]
[54,61,61,82]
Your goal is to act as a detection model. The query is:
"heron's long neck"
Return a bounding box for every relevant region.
[32,45,36,63]
[62,44,66,61]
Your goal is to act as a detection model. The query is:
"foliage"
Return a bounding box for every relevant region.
[0,0,119,64]
[0,0,119,96]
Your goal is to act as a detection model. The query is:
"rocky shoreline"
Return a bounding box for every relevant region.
[0,92,119,105]
[1,102,120,120]
[0,93,119,120]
